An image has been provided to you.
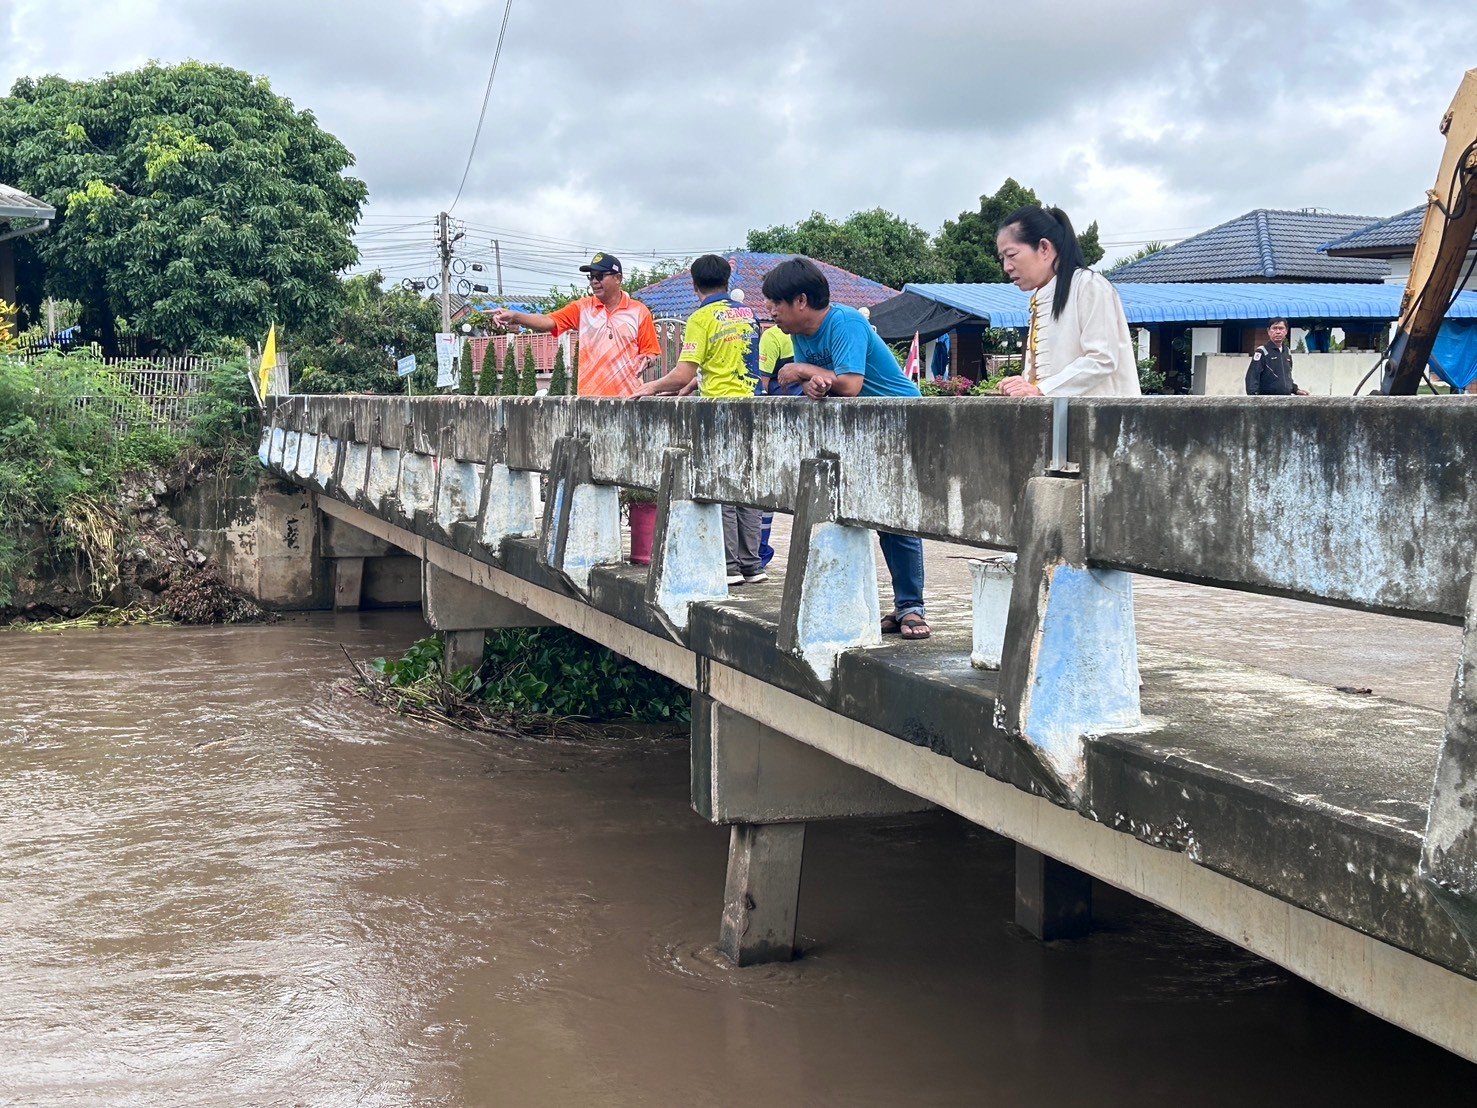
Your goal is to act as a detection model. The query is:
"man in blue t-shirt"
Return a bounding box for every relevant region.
[761,257,929,639]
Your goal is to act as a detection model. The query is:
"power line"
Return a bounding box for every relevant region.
[448,0,515,213]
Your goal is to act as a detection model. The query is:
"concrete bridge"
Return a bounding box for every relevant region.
[259,392,1477,1061]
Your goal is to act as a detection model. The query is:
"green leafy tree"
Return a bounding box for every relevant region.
[499,343,518,396]
[936,179,1103,282]
[548,346,568,395]
[0,61,366,353]
[291,272,437,394]
[457,338,476,394]
[519,344,537,394]
[1104,241,1167,275]
[621,258,688,293]
[746,208,945,288]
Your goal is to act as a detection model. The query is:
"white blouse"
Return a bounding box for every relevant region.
[1024,270,1141,397]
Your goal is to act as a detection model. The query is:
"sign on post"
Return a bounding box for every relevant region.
[397,354,417,378]
[435,332,458,389]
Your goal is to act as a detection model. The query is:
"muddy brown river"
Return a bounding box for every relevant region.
[2,612,1472,1106]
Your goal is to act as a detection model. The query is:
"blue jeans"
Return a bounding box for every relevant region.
[878,532,925,618]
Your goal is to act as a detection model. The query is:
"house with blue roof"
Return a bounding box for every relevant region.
[630,251,897,323]
[1322,204,1477,294]
[868,209,1428,393]
[1108,208,1390,284]
[889,279,1477,393]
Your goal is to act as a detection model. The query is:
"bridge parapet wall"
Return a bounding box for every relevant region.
[266,394,1477,619]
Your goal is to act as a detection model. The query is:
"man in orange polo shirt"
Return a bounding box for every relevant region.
[489,252,661,396]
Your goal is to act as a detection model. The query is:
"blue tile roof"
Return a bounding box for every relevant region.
[632,252,897,322]
[1321,205,1425,256]
[1109,209,1390,283]
[902,281,1477,328]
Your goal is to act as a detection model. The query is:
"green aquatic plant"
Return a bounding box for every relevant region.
[367,629,690,726]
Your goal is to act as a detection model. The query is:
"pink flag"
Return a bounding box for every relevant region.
[904,331,922,381]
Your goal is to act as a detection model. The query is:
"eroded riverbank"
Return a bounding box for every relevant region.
[1,612,1471,1106]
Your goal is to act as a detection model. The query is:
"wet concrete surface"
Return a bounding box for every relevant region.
[754,516,1464,713]
[2,612,1473,1106]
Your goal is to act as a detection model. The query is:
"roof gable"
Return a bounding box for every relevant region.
[632,251,898,321]
[1110,208,1390,283]
[1321,205,1426,257]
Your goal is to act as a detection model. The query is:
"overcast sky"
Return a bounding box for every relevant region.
[4,0,1475,295]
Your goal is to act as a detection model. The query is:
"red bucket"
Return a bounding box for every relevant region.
[628,501,657,565]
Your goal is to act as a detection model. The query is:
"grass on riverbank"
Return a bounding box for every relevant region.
[0,349,260,614]
[345,630,691,739]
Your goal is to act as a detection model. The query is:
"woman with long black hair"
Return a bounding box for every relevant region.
[995,206,1141,397]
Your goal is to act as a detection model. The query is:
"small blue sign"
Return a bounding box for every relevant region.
[397,354,417,378]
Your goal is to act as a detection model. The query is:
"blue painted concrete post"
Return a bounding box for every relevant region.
[776,457,881,685]
[645,447,728,636]
[537,435,621,595]
[996,475,1141,801]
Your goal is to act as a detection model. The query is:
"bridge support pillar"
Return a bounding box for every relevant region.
[421,560,550,676]
[720,823,806,967]
[322,512,404,613]
[1015,844,1092,940]
[443,630,486,674]
[693,694,930,964]
[333,558,364,611]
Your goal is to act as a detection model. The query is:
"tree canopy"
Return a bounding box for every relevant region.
[936,179,1104,284]
[1103,241,1167,275]
[746,208,947,289]
[743,184,1105,290]
[0,61,366,352]
[291,272,438,394]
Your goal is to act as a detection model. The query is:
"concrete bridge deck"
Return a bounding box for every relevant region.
[258,393,1477,1060]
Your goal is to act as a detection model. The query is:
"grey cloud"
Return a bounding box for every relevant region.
[5,0,1477,284]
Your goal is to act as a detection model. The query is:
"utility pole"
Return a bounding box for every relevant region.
[437,211,453,332]
[493,239,504,297]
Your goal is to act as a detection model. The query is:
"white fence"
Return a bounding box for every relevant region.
[19,353,224,434]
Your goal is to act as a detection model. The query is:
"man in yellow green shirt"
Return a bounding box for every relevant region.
[758,323,802,395]
[636,255,766,583]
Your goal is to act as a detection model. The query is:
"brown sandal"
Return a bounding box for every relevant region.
[880,613,902,634]
[898,613,931,640]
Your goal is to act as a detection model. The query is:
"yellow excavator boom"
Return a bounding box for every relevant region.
[1383,68,1477,394]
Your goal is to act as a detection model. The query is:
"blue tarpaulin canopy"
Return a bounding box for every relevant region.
[1430,320,1477,390]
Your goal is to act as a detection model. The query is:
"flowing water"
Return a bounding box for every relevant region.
[1,612,1472,1106]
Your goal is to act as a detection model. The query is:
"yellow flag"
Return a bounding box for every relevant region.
[258,324,278,399]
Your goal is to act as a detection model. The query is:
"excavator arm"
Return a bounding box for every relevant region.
[1382,68,1477,395]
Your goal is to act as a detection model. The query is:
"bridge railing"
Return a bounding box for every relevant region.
[265,393,1476,620]
[259,392,1477,922]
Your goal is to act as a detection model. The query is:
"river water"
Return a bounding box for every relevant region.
[1,612,1472,1106]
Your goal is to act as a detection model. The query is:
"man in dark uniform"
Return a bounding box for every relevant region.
[1246,317,1308,395]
